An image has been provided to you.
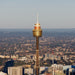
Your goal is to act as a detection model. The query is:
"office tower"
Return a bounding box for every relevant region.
[65,68,75,75]
[33,15,42,75]
[8,66,24,75]
[25,68,33,75]
[3,59,14,74]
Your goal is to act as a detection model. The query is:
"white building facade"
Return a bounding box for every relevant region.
[8,66,23,75]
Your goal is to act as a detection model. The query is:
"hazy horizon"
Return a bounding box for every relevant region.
[0,28,75,32]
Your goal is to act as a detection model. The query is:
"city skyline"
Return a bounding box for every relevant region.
[0,0,75,29]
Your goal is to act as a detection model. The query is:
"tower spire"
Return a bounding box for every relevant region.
[37,13,39,24]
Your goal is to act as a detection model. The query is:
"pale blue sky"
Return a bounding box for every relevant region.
[0,0,75,29]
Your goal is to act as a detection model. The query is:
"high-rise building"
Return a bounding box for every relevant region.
[25,68,33,75]
[66,68,75,75]
[3,59,14,74]
[8,66,24,75]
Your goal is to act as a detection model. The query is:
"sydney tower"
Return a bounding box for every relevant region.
[33,15,42,75]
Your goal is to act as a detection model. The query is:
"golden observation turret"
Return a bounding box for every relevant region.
[33,15,42,37]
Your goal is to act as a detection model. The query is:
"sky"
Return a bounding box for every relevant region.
[0,0,75,29]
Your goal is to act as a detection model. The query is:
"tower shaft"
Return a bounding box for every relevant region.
[36,37,39,75]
